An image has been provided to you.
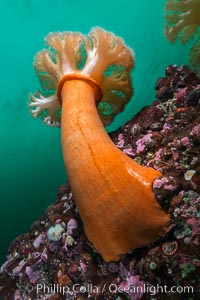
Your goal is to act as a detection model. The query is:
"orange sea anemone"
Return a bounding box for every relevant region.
[29,27,169,262]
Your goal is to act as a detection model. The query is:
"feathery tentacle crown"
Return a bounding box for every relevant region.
[165,0,200,70]
[29,27,134,126]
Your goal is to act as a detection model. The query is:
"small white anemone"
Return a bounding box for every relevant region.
[47,224,65,242]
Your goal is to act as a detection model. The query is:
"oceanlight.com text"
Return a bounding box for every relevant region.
[28,282,194,297]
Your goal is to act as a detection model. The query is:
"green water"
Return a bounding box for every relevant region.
[0,0,190,264]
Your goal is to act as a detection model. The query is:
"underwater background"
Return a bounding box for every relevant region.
[0,0,191,264]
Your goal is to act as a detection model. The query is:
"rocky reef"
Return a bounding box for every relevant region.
[0,65,200,300]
